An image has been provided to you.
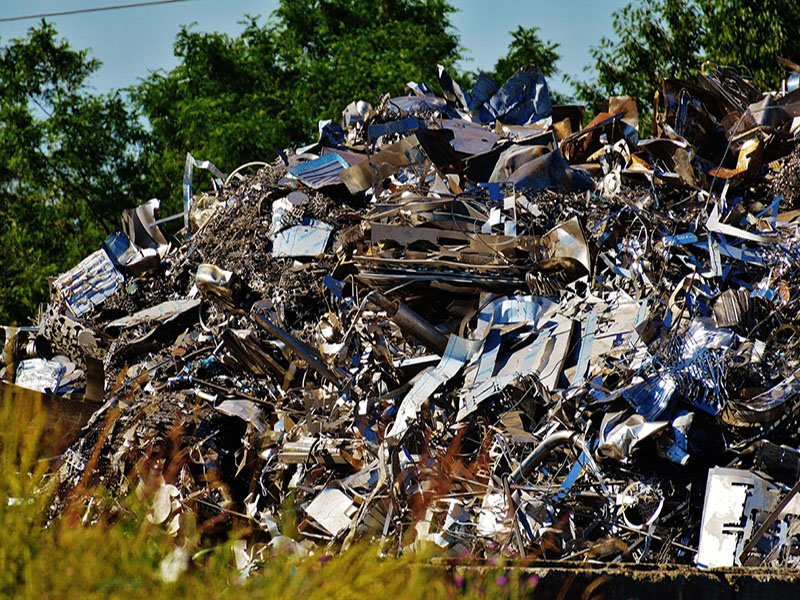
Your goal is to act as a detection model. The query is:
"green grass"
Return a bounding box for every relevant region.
[0,387,541,599]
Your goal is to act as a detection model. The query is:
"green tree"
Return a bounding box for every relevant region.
[569,0,703,128]
[701,0,800,91]
[455,25,562,102]
[133,18,305,214]
[490,26,560,84]
[572,0,800,131]
[0,22,146,324]
[135,0,461,213]
[273,0,460,122]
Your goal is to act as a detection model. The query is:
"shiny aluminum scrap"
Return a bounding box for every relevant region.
[8,59,800,570]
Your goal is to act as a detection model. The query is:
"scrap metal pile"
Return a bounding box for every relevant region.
[7,61,800,569]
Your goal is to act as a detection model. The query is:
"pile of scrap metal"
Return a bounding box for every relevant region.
[7,60,800,569]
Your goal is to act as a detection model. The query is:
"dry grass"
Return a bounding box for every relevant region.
[0,386,538,599]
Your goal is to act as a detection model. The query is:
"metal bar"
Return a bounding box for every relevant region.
[367,291,448,355]
[510,430,587,484]
[504,475,526,556]
[739,477,800,562]
[253,311,345,386]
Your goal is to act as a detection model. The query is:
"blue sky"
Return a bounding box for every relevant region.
[0,0,629,96]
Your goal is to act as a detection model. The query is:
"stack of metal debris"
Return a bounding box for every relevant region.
[7,61,800,569]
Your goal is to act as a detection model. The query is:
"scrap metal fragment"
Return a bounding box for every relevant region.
[52,249,123,317]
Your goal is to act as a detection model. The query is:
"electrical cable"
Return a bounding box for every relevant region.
[0,0,189,23]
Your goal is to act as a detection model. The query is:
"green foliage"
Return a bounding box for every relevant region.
[701,0,800,91]
[135,0,461,214]
[132,18,306,215]
[572,0,800,131]
[490,26,560,84]
[273,0,460,119]
[0,22,146,324]
[569,0,703,129]
[0,387,534,599]
[0,387,50,596]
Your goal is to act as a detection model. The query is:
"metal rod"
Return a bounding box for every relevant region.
[253,311,345,386]
[739,477,800,562]
[504,475,526,556]
[367,291,448,355]
[510,430,587,484]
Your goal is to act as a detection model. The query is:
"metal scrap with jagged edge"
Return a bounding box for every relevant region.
[6,60,800,570]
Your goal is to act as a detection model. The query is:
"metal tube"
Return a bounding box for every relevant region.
[367,291,448,355]
[510,430,587,484]
[253,311,345,386]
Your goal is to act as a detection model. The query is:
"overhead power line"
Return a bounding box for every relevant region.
[0,0,190,23]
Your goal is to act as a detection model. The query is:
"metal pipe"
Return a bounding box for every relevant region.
[510,430,587,484]
[367,291,448,355]
[504,475,526,555]
[253,311,345,386]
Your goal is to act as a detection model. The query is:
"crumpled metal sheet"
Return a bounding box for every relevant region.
[14,58,800,573]
[52,249,123,317]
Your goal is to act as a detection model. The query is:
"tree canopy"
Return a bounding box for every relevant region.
[489,25,560,84]
[0,22,145,324]
[702,0,800,91]
[573,0,800,130]
[4,0,799,324]
[135,0,462,212]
